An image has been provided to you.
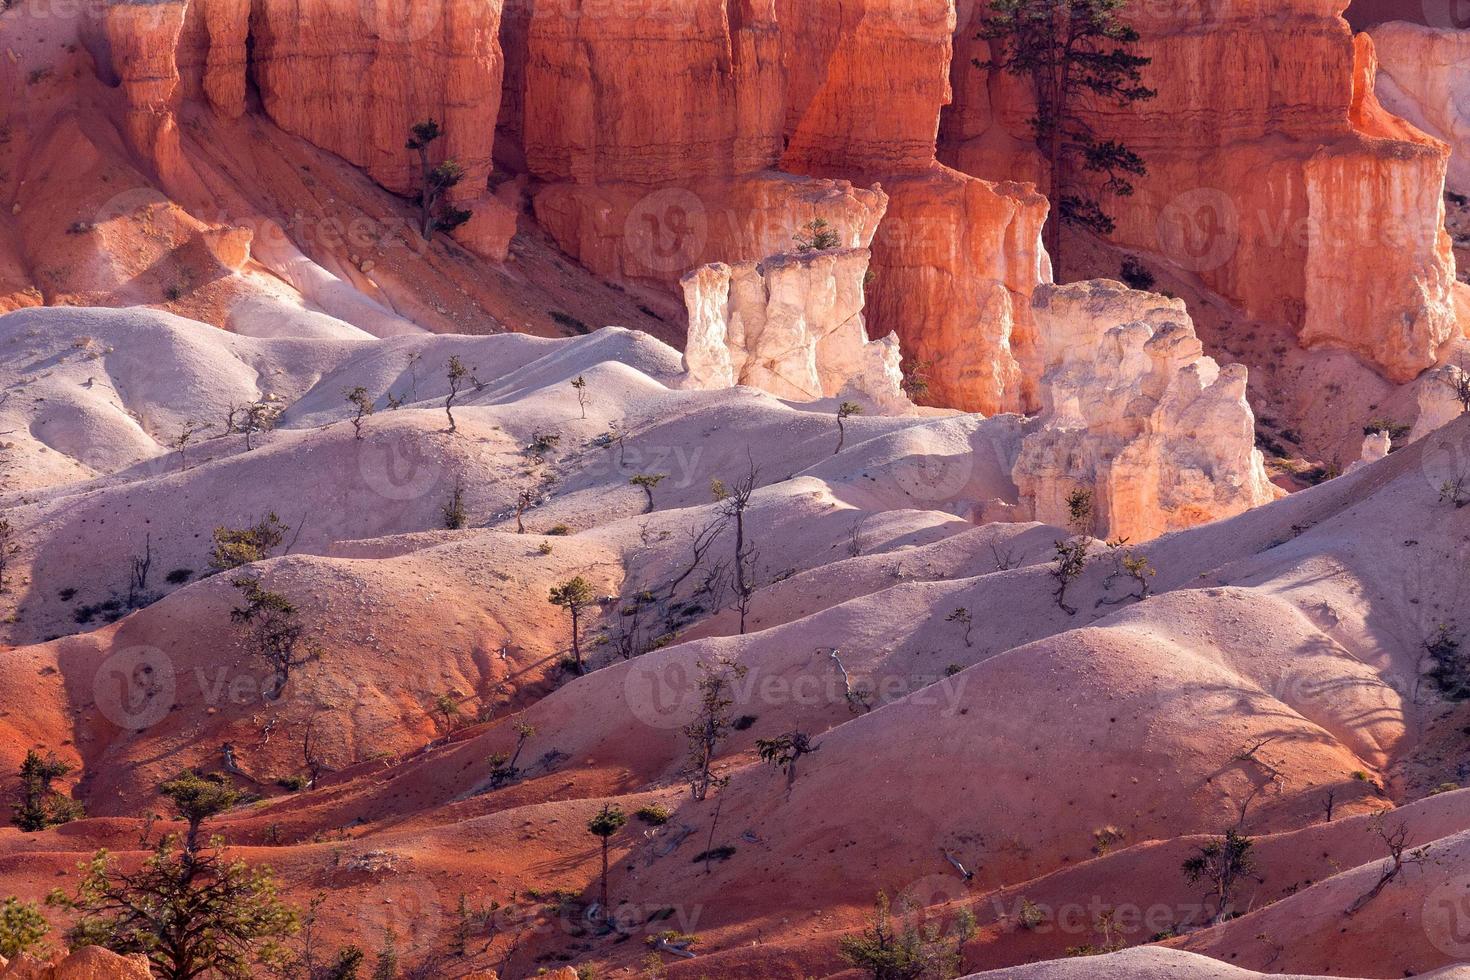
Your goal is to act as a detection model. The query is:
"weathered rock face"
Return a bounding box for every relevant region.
[531,173,889,292]
[681,248,910,414]
[501,0,1051,415]
[945,2,1460,384]
[107,0,504,202]
[775,0,1051,415]
[776,0,955,178]
[1368,21,1470,194]
[0,945,152,979]
[1409,363,1469,442]
[518,0,783,185]
[102,0,190,179]
[866,168,1050,416]
[1013,281,1281,542]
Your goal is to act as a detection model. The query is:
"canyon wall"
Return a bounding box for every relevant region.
[170,0,505,201]
[91,0,1459,408]
[501,0,1051,415]
[944,1,1460,383]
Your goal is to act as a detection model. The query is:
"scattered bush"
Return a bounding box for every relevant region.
[635,804,671,826]
[1119,256,1155,291]
[0,897,49,959]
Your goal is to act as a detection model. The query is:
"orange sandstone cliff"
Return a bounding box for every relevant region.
[945,0,1460,385]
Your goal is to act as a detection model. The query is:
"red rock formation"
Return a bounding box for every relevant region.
[944,1,1459,384]
[106,0,504,205]
[0,946,152,979]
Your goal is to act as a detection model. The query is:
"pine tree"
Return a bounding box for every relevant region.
[406,121,473,240]
[977,0,1157,279]
[49,772,298,980]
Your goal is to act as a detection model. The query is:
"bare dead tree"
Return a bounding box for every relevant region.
[1446,357,1470,415]
[515,488,534,534]
[716,456,762,634]
[665,516,727,601]
[991,543,1023,571]
[127,532,153,608]
[1345,817,1431,915]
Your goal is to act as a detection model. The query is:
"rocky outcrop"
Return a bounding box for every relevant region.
[102,0,191,179]
[945,2,1459,384]
[681,248,910,414]
[0,946,152,979]
[501,0,1051,415]
[1369,21,1470,194]
[1013,281,1281,541]
[1409,363,1469,442]
[776,0,1051,415]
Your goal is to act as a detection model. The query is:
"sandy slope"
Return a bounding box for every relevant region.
[0,311,1468,978]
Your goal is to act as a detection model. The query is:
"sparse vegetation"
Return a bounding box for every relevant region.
[946,607,974,647]
[170,419,212,471]
[231,577,317,699]
[1426,624,1469,700]
[0,897,49,959]
[344,386,375,440]
[445,355,469,433]
[836,401,862,454]
[717,459,761,634]
[839,891,975,980]
[1066,487,1094,536]
[1344,815,1431,915]
[683,658,747,802]
[1182,827,1256,924]
[406,120,472,240]
[1440,475,1469,509]
[0,518,19,593]
[794,218,841,252]
[900,358,933,402]
[549,576,597,674]
[209,514,289,573]
[48,772,298,980]
[442,478,468,530]
[550,311,592,335]
[755,729,822,791]
[586,804,628,920]
[11,750,82,832]
[977,0,1156,279]
[1050,539,1089,615]
[488,722,536,788]
[1444,359,1470,415]
[630,473,668,513]
[635,804,671,826]
[1119,256,1155,291]
[572,375,590,419]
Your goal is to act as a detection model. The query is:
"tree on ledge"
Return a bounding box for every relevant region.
[406,120,474,241]
[976,0,1156,280]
